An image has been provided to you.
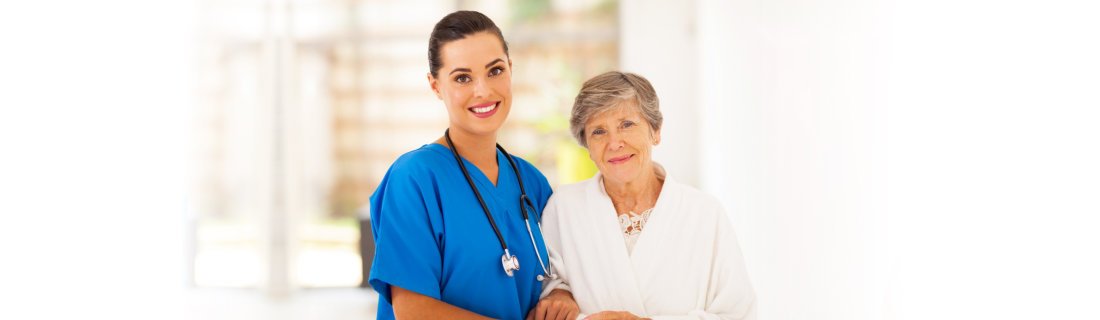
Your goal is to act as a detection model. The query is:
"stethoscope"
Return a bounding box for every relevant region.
[445,129,558,282]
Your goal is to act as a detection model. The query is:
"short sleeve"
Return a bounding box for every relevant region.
[533,169,554,216]
[539,194,572,298]
[368,164,444,305]
[507,157,552,220]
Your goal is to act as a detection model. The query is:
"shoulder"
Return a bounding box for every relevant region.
[664,177,728,219]
[672,180,722,206]
[556,177,594,196]
[385,144,453,178]
[546,176,598,205]
[507,154,549,185]
[506,153,554,203]
[370,145,454,225]
[373,145,455,200]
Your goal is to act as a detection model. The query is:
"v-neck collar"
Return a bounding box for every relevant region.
[427,143,521,217]
[427,143,523,246]
[586,172,669,314]
[427,142,509,189]
[593,166,671,259]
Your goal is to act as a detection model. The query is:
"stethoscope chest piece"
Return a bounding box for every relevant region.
[501,249,519,277]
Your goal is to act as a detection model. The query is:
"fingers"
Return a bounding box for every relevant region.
[543,299,571,320]
[534,302,548,320]
[545,304,561,320]
[584,311,636,320]
[534,290,582,320]
[561,302,580,320]
[567,308,580,320]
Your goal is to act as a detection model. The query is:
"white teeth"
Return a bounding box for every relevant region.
[471,103,496,114]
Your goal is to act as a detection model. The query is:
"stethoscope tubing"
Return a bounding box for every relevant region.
[445,129,508,251]
[444,129,556,281]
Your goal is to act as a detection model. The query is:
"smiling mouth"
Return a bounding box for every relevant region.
[468,102,499,118]
[608,154,634,164]
[469,102,498,113]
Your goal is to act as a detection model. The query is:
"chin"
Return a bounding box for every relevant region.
[603,169,637,185]
[475,122,506,135]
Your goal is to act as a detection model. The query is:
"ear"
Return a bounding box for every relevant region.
[427,73,442,100]
[652,128,662,145]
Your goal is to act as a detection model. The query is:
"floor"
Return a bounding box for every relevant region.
[182,288,378,320]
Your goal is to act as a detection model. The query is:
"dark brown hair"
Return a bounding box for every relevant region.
[428,11,509,78]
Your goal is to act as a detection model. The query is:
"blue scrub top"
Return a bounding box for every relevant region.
[369,143,553,320]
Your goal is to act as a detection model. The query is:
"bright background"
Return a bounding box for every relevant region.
[2,0,1098,319]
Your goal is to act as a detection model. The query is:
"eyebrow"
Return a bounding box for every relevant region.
[447,58,506,76]
[484,58,504,68]
[586,116,637,129]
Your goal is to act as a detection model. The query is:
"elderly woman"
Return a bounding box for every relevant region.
[539,72,757,320]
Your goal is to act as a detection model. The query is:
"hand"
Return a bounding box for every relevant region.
[527,289,580,320]
[583,311,649,320]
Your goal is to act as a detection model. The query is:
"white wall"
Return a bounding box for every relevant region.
[623,0,886,318]
[703,0,889,318]
[623,0,1100,319]
[882,1,1100,318]
[0,1,194,318]
[620,0,701,187]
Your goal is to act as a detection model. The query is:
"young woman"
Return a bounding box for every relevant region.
[368,11,578,320]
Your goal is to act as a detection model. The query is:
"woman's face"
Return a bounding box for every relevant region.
[429,32,512,137]
[583,100,661,186]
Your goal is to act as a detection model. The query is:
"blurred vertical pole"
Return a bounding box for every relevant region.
[340,0,374,289]
[264,0,293,298]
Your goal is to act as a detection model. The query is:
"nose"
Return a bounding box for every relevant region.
[607,131,625,151]
[473,78,490,99]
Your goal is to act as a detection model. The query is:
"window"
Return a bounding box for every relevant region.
[192,0,617,291]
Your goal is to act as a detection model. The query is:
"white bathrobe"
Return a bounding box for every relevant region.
[540,172,757,320]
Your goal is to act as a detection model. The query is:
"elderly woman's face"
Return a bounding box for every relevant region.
[583,100,660,186]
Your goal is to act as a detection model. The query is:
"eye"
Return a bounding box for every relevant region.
[488,66,504,77]
[591,128,606,135]
[621,120,636,129]
[454,74,471,84]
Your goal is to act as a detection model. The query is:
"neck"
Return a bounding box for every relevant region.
[603,164,664,213]
[439,128,498,167]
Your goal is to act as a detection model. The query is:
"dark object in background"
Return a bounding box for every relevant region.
[358,215,374,288]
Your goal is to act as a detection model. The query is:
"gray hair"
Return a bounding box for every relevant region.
[570,71,662,148]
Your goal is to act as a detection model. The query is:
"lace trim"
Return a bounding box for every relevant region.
[617,208,653,236]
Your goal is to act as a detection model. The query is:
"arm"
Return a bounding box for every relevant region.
[539,196,572,297]
[392,286,493,320]
[529,289,580,320]
[531,196,581,320]
[370,164,496,319]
